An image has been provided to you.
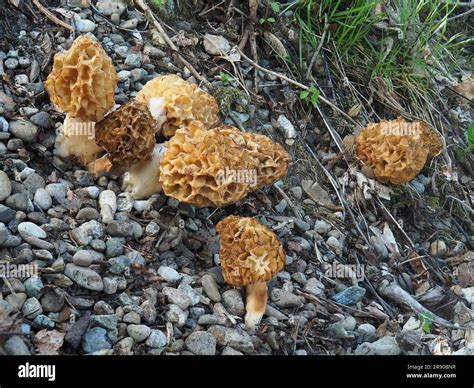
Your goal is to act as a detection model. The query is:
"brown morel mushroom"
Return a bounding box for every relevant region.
[45,35,118,165]
[355,117,441,184]
[216,215,285,330]
[90,100,157,175]
[135,74,220,137]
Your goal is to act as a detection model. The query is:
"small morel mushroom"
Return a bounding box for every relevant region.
[216,215,286,330]
[45,35,118,165]
[355,117,442,184]
[91,100,157,175]
[135,74,220,137]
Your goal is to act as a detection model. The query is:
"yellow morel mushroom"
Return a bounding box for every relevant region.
[355,117,442,184]
[45,35,118,122]
[219,125,289,188]
[135,74,220,137]
[216,215,286,330]
[45,35,118,166]
[159,121,257,207]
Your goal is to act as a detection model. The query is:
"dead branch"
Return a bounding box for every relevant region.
[32,0,74,32]
[378,278,461,329]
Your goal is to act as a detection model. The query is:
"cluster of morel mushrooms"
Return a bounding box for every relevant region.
[45,36,443,330]
[45,36,288,329]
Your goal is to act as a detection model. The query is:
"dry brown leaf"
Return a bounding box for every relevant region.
[36,329,65,355]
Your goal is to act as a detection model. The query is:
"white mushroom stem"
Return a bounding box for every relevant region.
[244,281,268,330]
[148,97,168,131]
[54,114,102,165]
[122,143,167,199]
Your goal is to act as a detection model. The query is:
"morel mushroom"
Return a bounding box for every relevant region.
[216,215,285,330]
[355,117,442,184]
[135,74,220,137]
[219,125,289,188]
[45,35,118,165]
[90,100,157,175]
[159,122,259,207]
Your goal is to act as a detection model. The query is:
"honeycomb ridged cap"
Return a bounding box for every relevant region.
[136,74,220,137]
[159,121,257,207]
[44,35,118,122]
[355,118,435,184]
[95,100,157,168]
[216,215,286,287]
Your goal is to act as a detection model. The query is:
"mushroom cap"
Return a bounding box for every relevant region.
[44,35,118,122]
[219,125,289,188]
[216,215,285,287]
[355,118,430,184]
[159,121,256,207]
[136,74,220,137]
[94,100,157,168]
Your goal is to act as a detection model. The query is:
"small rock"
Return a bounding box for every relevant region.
[201,274,221,302]
[222,289,245,316]
[165,304,188,327]
[146,329,167,348]
[90,314,118,331]
[24,276,43,298]
[185,331,217,355]
[326,236,340,250]
[73,250,95,267]
[22,297,42,319]
[340,316,357,331]
[124,54,142,68]
[332,286,366,306]
[270,288,303,308]
[64,264,104,291]
[314,219,332,234]
[277,115,296,145]
[158,266,182,283]
[82,327,112,353]
[18,222,46,240]
[203,34,230,55]
[99,190,116,224]
[33,189,52,210]
[304,277,325,296]
[4,336,30,355]
[0,171,12,201]
[357,323,377,343]
[4,58,19,70]
[372,336,401,355]
[96,0,126,16]
[30,112,51,129]
[9,119,38,142]
[73,15,96,32]
[162,287,192,310]
[430,240,447,257]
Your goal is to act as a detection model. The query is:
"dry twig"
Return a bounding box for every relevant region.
[32,0,74,32]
